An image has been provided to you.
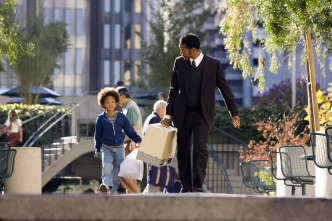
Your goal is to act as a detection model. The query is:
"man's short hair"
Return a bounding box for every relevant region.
[153,100,166,111]
[116,86,131,98]
[179,33,200,50]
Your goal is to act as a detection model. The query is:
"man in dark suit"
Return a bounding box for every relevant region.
[161,33,240,193]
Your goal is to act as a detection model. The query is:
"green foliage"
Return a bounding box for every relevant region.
[139,0,210,92]
[0,103,70,145]
[13,1,69,104]
[0,0,34,72]
[219,0,332,91]
[214,105,288,142]
[305,83,332,130]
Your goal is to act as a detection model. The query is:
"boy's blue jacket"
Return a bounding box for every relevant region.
[94,111,142,152]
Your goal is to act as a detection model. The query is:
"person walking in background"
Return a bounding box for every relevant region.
[115,81,124,112]
[4,109,23,147]
[157,92,165,101]
[142,100,167,194]
[94,87,142,195]
[116,86,143,194]
[161,33,240,193]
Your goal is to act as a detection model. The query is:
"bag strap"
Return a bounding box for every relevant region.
[156,167,161,184]
[165,165,170,186]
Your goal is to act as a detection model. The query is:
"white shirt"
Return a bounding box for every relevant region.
[164,51,204,120]
[5,119,22,133]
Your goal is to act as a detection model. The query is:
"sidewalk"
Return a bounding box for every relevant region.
[1,193,332,221]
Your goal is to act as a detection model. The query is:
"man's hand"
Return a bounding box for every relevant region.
[232,115,240,128]
[161,118,170,128]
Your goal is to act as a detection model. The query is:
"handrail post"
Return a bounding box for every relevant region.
[71,103,78,137]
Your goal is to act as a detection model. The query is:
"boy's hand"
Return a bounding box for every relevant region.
[95,152,102,158]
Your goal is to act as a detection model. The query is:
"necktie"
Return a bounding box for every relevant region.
[192,60,196,68]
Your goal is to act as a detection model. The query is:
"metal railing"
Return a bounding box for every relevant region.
[205,127,249,193]
[19,95,249,194]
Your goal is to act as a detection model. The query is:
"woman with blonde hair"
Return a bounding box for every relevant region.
[4,109,23,147]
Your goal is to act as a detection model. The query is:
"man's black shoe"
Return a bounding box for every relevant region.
[193,187,203,192]
[180,188,193,193]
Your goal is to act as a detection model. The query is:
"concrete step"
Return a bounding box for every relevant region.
[1,194,331,221]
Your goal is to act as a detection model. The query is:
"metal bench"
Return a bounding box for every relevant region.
[270,145,315,195]
[310,128,332,175]
[240,159,276,195]
[0,143,17,194]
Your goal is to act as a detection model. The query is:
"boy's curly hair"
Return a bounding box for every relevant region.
[97,87,120,108]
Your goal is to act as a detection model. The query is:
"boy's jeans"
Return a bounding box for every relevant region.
[102,144,124,193]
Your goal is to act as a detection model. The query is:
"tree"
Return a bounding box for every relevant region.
[139,0,210,92]
[219,0,332,133]
[0,0,33,72]
[14,1,69,104]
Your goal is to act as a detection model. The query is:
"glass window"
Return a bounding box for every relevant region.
[114,24,121,49]
[113,60,121,85]
[103,24,111,49]
[134,0,141,13]
[64,87,71,95]
[134,61,141,82]
[75,87,83,95]
[44,8,49,24]
[103,60,111,85]
[76,9,82,35]
[114,0,121,12]
[75,48,82,74]
[125,0,133,13]
[54,8,61,21]
[134,24,141,49]
[65,9,71,35]
[13,6,21,22]
[53,60,60,75]
[104,0,111,12]
[125,24,131,49]
[54,87,61,94]
[124,60,131,85]
[64,49,71,74]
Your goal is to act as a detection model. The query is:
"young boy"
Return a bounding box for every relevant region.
[95,87,142,195]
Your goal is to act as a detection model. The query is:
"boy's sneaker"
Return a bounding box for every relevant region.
[99,183,109,195]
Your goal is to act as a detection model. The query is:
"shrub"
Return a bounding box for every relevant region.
[239,106,310,163]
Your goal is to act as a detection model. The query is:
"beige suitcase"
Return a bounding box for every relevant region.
[136,123,176,167]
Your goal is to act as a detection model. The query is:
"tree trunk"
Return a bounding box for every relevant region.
[306,27,320,133]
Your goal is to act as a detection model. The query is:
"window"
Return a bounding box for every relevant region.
[75,48,82,74]
[134,61,141,82]
[134,24,141,49]
[113,60,121,85]
[64,87,71,95]
[114,24,121,49]
[53,60,60,75]
[65,9,71,34]
[134,0,141,13]
[64,49,71,74]
[75,87,83,95]
[103,0,111,12]
[103,24,111,49]
[44,8,49,24]
[124,60,131,85]
[114,0,121,12]
[54,87,61,94]
[125,24,131,49]
[103,60,111,85]
[125,0,132,13]
[76,9,83,35]
[54,8,61,21]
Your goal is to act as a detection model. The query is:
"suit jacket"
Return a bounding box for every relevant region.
[166,54,238,132]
